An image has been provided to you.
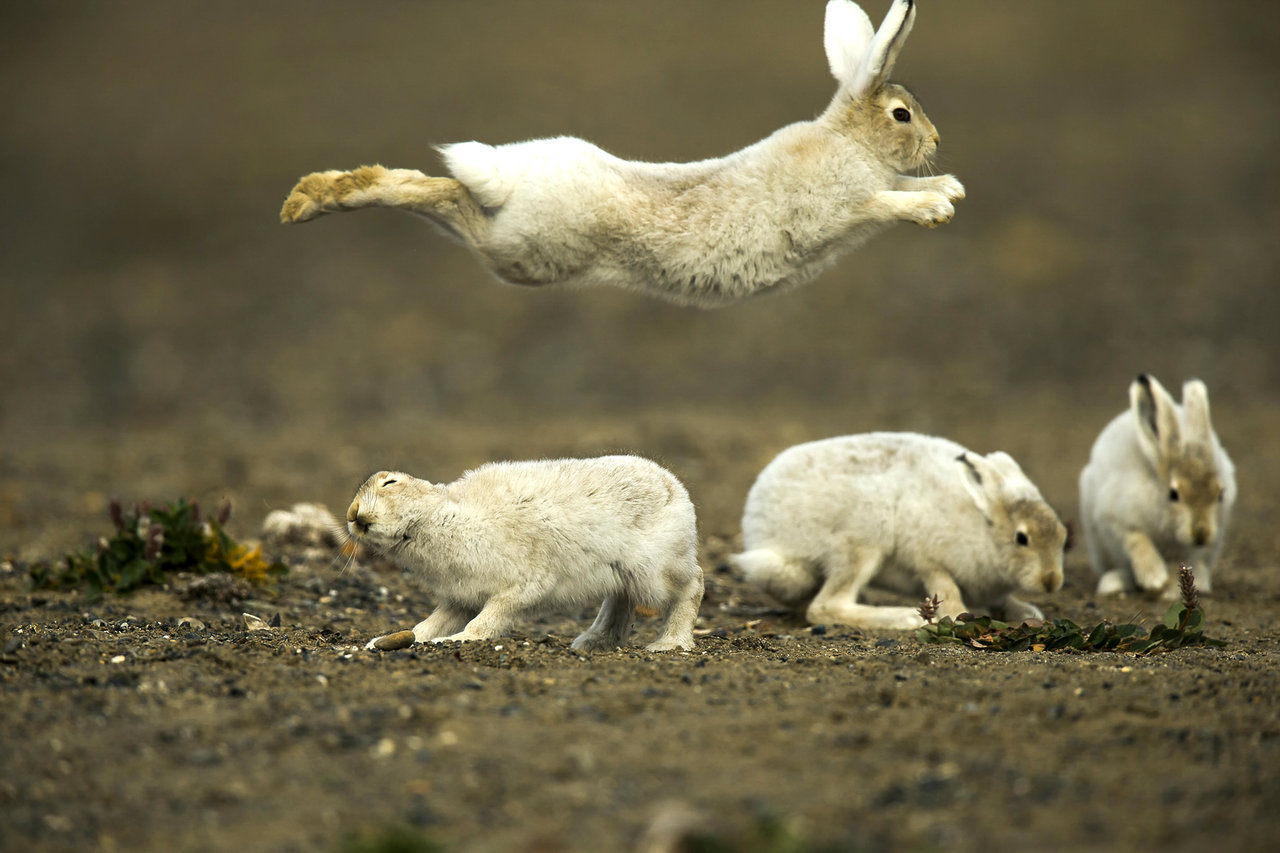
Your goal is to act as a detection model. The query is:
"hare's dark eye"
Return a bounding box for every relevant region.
[382,478,398,488]
[1168,488,1180,502]
[892,107,911,123]
[1015,531,1029,547]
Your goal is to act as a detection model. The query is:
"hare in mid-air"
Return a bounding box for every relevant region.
[280,1,963,307]
[1079,375,1236,597]
[730,433,1066,631]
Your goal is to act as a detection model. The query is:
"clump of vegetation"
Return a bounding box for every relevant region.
[339,826,443,853]
[678,812,850,853]
[28,498,285,597]
[916,565,1224,655]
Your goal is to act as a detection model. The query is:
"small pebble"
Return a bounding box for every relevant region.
[371,630,416,651]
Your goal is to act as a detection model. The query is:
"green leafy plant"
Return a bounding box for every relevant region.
[28,498,285,597]
[339,826,443,853]
[916,565,1223,655]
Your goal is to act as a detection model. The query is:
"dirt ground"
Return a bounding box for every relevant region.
[3,410,1279,853]
[2,2,1279,852]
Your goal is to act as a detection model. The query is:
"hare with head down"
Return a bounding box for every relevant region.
[1079,375,1236,597]
[730,433,1067,631]
[280,1,963,307]
[347,456,704,652]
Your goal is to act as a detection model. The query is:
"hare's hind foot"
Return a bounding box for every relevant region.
[281,166,388,223]
[280,166,490,242]
[571,632,624,653]
[572,594,636,653]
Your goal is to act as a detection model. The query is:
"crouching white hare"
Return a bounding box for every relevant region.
[729,433,1066,630]
[1079,375,1236,597]
[280,0,963,307]
[347,456,704,651]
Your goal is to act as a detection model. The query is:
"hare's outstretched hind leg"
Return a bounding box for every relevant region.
[280,165,490,244]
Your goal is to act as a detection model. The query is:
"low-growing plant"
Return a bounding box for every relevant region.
[916,565,1223,655]
[339,826,443,853]
[28,498,285,597]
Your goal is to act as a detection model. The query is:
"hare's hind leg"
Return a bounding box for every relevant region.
[571,592,637,652]
[646,561,704,652]
[280,165,490,243]
[807,546,924,631]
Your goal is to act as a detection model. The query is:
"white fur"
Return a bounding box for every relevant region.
[729,433,1067,630]
[280,0,962,307]
[349,456,704,652]
[1079,375,1236,597]
[824,0,876,89]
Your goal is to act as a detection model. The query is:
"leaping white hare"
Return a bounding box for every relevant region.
[280,1,963,307]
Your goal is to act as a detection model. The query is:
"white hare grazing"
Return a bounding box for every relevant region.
[729,433,1066,630]
[347,457,704,651]
[1079,375,1236,597]
[280,1,963,307]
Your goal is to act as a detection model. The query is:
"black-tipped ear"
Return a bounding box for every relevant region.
[1133,375,1159,438]
[956,452,996,522]
[956,453,982,485]
[1129,374,1179,464]
[855,0,916,94]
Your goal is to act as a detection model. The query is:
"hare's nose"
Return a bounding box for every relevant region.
[347,502,370,534]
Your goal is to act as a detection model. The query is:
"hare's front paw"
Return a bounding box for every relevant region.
[933,175,965,202]
[999,597,1045,623]
[909,193,956,228]
[1095,569,1135,596]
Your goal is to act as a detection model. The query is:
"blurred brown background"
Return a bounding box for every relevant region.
[1,1,1277,559]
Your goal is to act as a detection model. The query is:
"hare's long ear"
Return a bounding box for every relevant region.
[824,1,875,89]
[853,0,916,95]
[956,452,1000,524]
[1181,379,1215,443]
[1130,374,1180,466]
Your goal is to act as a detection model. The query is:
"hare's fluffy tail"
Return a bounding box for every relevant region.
[438,141,517,209]
[730,548,820,607]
